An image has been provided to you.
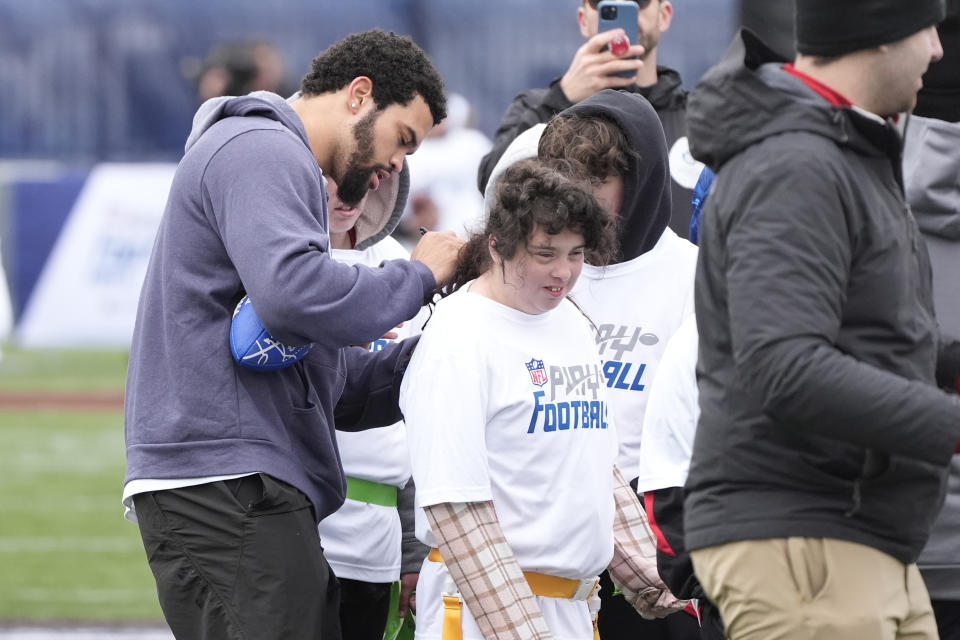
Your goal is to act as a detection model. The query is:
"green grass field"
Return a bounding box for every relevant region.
[0,346,164,621]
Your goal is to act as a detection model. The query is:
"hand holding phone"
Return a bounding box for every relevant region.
[597,1,640,78]
[558,4,645,103]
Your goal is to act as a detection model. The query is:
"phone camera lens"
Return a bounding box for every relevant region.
[600,6,617,19]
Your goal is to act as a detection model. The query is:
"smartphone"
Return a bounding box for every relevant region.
[597,0,639,78]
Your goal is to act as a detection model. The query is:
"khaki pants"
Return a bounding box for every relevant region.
[690,538,938,640]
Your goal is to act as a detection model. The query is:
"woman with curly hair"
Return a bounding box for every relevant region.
[400,159,682,640]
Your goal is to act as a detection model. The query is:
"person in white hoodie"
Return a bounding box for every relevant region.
[316,163,429,640]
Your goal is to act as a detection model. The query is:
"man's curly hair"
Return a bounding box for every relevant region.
[538,113,634,184]
[300,29,446,124]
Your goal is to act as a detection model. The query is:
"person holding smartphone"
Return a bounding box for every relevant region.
[477,0,704,238]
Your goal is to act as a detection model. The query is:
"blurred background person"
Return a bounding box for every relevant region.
[914,0,960,122]
[189,39,298,103]
[395,92,492,246]
[0,244,10,363]
[905,112,960,640]
[317,165,429,640]
[905,6,960,637]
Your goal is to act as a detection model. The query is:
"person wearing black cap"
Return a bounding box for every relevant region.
[681,0,960,638]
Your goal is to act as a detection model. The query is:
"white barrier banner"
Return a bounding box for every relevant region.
[16,163,176,348]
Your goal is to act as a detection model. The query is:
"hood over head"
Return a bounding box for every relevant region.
[560,89,672,261]
[481,90,672,262]
[904,115,960,241]
[352,159,410,249]
[482,123,544,220]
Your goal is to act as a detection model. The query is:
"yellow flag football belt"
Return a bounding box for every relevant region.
[428,548,601,640]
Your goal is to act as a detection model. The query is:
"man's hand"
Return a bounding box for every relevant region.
[381,322,402,342]
[398,571,419,618]
[558,29,645,104]
[410,230,464,288]
[622,584,689,620]
[354,323,402,349]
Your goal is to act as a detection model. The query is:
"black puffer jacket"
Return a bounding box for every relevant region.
[684,30,960,564]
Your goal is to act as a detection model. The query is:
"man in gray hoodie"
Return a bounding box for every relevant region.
[684,1,960,638]
[122,29,461,639]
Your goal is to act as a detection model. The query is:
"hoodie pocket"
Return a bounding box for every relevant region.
[785,537,830,603]
[281,359,314,412]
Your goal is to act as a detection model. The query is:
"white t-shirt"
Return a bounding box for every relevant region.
[635,314,699,493]
[400,285,618,580]
[317,236,425,583]
[570,228,697,474]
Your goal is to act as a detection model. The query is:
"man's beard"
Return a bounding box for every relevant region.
[638,29,660,60]
[336,109,381,208]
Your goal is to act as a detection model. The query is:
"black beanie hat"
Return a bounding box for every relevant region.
[796,0,946,56]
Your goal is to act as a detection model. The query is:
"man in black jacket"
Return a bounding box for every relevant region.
[477,0,703,237]
[684,1,960,638]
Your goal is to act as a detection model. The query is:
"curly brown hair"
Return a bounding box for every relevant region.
[300,29,446,125]
[445,159,617,294]
[538,112,634,183]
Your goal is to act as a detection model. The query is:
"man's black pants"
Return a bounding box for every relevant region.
[337,578,392,640]
[134,473,341,639]
[933,600,960,640]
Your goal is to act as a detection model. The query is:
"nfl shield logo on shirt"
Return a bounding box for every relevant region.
[525,358,548,387]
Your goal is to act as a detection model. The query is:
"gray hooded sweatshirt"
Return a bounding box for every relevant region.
[905,115,960,599]
[124,91,434,522]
